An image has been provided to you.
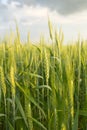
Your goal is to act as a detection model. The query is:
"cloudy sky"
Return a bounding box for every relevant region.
[0,0,87,43]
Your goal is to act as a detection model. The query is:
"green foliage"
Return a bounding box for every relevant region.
[0,21,87,130]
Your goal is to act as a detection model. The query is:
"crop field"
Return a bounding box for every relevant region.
[0,21,87,130]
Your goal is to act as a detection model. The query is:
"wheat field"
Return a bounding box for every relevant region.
[0,21,87,130]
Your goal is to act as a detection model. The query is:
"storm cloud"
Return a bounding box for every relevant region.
[7,0,87,15]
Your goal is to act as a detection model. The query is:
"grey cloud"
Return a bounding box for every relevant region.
[7,0,87,15]
[0,4,14,22]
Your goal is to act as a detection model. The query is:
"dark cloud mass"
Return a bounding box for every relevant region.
[7,0,87,15]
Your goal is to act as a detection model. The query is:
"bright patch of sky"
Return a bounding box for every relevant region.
[1,0,7,4]
[0,0,87,43]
